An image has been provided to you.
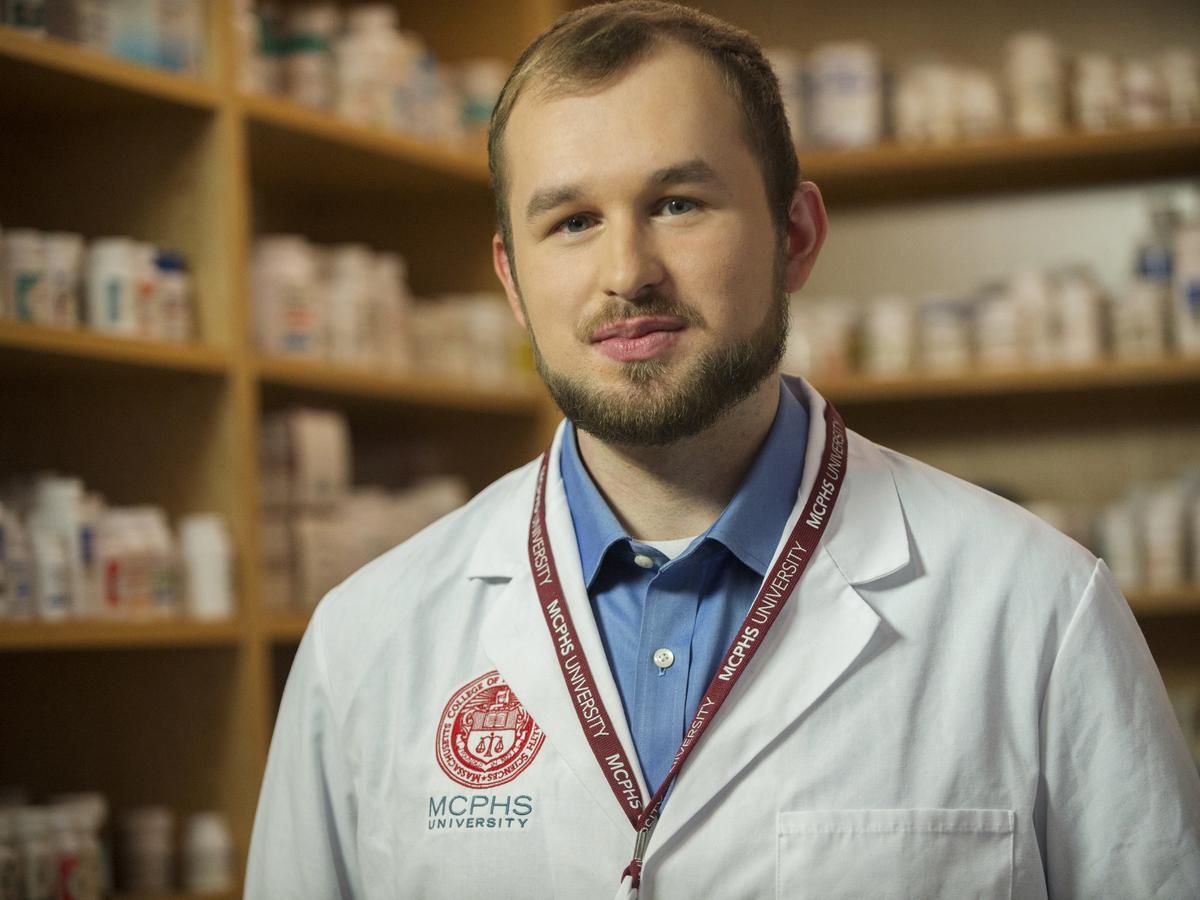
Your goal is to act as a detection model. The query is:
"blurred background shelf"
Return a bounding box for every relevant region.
[0,25,218,115]
[0,321,232,376]
[806,124,1200,206]
[1128,588,1200,617]
[0,619,245,651]
[242,91,489,195]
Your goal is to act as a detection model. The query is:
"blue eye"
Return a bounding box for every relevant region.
[663,198,697,215]
[559,215,592,234]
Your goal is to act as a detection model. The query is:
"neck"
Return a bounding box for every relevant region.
[575,376,782,540]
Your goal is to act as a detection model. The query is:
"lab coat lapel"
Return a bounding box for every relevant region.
[646,378,910,859]
[478,428,649,836]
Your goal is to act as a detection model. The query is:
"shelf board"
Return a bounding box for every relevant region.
[813,356,1200,405]
[0,619,244,651]
[264,610,312,644]
[255,354,545,415]
[242,92,490,195]
[0,321,232,377]
[0,26,218,116]
[803,124,1200,205]
[1128,588,1200,617]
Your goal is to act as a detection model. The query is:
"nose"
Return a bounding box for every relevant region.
[602,216,665,303]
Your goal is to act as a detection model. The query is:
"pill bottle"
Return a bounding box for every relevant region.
[917,296,972,372]
[48,806,81,900]
[1096,500,1142,591]
[134,507,178,618]
[1010,269,1057,366]
[957,67,1004,141]
[16,807,55,900]
[862,294,916,375]
[0,808,20,900]
[808,42,883,148]
[910,62,958,145]
[1144,483,1187,590]
[180,514,234,621]
[1054,267,1104,366]
[1122,57,1168,128]
[156,0,202,74]
[328,244,373,365]
[252,235,322,357]
[0,505,35,620]
[763,48,805,144]
[1160,49,1200,124]
[154,250,193,342]
[373,252,412,370]
[131,242,160,338]
[1073,53,1122,131]
[48,795,106,900]
[336,5,403,128]
[1173,220,1200,356]
[974,284,1025,369]
[118,807,173,893]
[43,233,84,329]
[87,238,137,335]
[28,515,71,620]
[181,812,234,894]
[1112,278,1169,361]
[3,228,47,323]
[1005,32,1064,136]
[32,476,87,616]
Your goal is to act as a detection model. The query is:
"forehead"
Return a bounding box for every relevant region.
[503,42,753,204]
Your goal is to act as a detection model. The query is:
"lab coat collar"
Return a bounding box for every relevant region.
[467,377,912,850]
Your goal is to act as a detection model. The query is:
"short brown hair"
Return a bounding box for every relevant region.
[487,0,799,261]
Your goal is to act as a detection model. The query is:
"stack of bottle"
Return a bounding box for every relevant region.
[1018,464,1200,596]
[251,234,528,383]
[0,225,196,342]
[259,407,470,610]
[2,0,204,74]
[0,792,235,898]
[0,473,234,623]
[785,194,1200,381]
[765,34,1199,150]
[236,1,508,144]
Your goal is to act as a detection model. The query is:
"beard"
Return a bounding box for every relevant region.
[523,259,789,447]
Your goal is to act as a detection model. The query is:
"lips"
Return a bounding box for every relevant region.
[589,316,687,363]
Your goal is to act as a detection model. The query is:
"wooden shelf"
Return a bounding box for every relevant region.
[264,610,312,644]
[1129,588,1200,617]
[0,322,232,377]
[813,356,1200,405]
[0,27,218,116]
[0,619,244,651]
[255,354,545,415]
[803,125,1200,205]
[242,92,489,195]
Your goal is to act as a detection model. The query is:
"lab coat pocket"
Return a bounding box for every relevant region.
[776,808,1014,899]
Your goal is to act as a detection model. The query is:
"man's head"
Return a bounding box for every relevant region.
[489,1,826,446]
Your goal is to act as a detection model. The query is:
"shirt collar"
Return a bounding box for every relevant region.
[559,381,810,584]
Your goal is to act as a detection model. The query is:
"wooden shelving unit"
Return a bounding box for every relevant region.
[3,0,1198,888]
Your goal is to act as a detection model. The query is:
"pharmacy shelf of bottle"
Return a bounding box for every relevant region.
[241,91,490,193]
[802,124,1200,204]
[0,618,245,652]
[0,26,218,113]
[0,321,231,377]
[813,355,1200,405]
[254,353,546,415]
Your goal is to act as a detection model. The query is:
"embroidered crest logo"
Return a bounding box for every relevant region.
[436,670,545,789]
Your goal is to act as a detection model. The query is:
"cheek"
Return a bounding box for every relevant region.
[679,223,777,334]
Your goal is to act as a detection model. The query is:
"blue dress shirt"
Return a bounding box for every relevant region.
[559,382,809,795]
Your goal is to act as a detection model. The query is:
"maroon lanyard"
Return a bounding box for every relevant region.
[527,401,848,887]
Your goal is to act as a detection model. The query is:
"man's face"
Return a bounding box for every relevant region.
[493,42,798,446]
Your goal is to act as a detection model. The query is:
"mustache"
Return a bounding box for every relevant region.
[576,296,706,342]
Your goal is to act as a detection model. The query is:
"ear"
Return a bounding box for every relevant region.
[492,233,526,329]
[782,182,828,294]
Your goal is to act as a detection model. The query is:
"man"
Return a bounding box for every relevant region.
[247,3,1200,897]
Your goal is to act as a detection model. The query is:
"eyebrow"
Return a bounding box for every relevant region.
[523,158,726,224]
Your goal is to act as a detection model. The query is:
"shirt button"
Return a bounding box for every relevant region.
[653,648,675,670]
[633,553,655,569]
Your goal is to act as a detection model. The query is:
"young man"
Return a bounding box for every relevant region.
[247,4,1200,897]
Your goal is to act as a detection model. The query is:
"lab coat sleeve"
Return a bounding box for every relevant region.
[1039,560,1200,898]
[245,602,364,899]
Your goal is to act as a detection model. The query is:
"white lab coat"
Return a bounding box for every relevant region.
[246,378,1200,899]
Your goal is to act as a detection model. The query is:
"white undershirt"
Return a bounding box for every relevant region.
[638,535,698,561]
